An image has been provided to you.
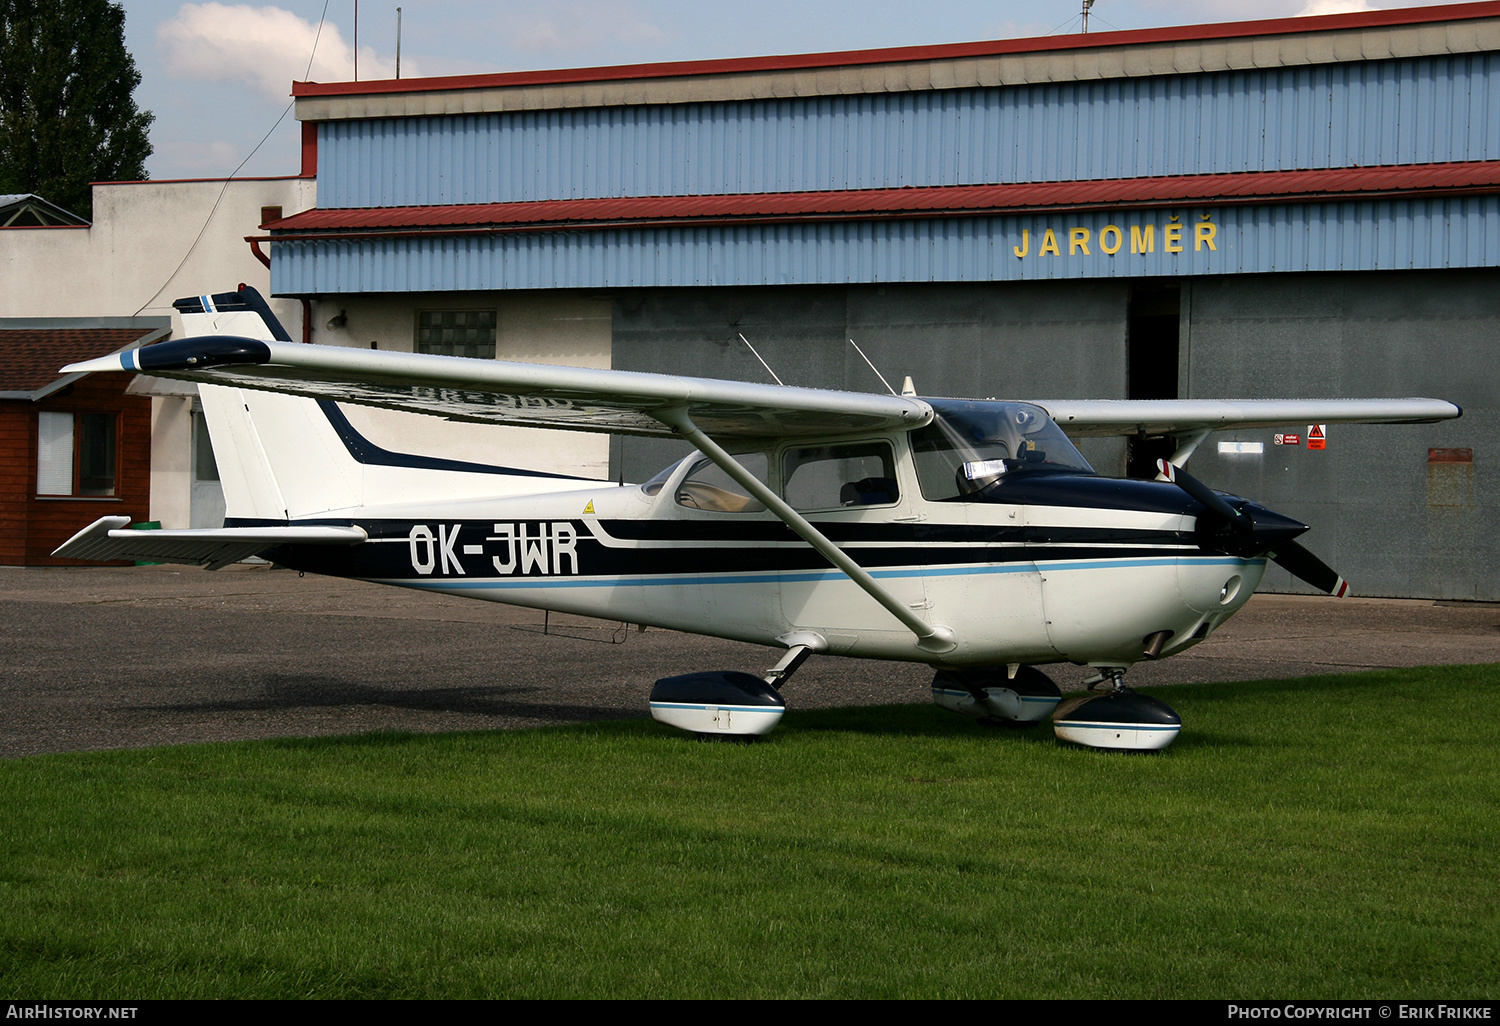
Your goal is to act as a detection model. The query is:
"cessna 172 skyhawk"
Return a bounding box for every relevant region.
[56,287,1460,750]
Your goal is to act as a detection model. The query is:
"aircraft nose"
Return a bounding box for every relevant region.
[1157,459,1349,598]
[1204,500,1308,558]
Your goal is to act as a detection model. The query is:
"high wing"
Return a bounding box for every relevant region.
[63,336,1460,443]
[59,286,1457,442]
[62,336,933,440]
[1033,398,1461,437]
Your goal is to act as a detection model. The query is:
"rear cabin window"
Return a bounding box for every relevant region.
[782,442,898,511]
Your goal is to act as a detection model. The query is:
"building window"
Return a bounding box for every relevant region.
[417,310,496,359]
[37,411,117,497]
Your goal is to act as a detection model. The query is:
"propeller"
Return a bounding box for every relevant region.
[1156,459,1349,598]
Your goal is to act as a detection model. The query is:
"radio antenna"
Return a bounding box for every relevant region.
[848,338,898,396]
[737,333,785,386]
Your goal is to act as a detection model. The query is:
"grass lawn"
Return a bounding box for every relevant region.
[1,666,1495,998]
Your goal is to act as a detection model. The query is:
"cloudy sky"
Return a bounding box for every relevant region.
[121,0,1461,181]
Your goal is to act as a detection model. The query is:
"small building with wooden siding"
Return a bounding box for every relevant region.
[0,322,168,565]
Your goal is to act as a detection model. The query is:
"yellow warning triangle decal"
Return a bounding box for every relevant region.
[583,500,595,514]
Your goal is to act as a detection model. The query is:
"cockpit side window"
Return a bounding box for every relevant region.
[910,400,1095,501]
[783,441,898,511]
[673,452,769,513]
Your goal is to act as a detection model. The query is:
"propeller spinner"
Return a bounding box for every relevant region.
[1156,459,1349,598]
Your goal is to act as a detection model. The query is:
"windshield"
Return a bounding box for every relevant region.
[640,458,687,496]
[909,400,1095,501]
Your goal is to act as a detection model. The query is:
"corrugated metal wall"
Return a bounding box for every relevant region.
[598,271,1499,600]
[271,195,1500,295]
[317,54,1500,208]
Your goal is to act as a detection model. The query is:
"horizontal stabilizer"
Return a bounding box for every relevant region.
[52,517,366,571]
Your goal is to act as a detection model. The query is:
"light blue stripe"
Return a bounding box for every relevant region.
[368,555,1259,593]
[650,702,783,713]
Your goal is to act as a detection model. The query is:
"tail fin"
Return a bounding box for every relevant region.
[179,287,600,522]
[173,285,293,342]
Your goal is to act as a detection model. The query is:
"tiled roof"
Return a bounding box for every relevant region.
[0,329,154,393]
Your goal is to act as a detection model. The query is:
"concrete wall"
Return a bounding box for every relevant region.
[0,178,315,338]
[147,394,193,531]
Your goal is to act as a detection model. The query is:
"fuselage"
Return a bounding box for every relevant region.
[256,401,1273,670]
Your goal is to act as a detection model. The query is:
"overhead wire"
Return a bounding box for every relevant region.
[134,1,333,316]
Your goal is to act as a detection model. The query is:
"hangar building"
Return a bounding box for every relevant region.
[266,1,1500,600]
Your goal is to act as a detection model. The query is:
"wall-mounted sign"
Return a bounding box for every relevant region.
[1013,214,1217,259]
[1274,434,1301,446]
[1307,424,1327,450]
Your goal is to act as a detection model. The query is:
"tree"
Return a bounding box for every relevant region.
[0,0,153,221]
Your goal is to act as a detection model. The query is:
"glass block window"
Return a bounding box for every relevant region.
[417,310,497,359]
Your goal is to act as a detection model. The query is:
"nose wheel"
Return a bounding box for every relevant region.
[1052,668,1182,751]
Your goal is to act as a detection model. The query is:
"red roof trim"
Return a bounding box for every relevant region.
[264,162,1500,236]
[292,2,1500,99]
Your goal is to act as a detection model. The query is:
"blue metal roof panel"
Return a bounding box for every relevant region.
[270,195,1500,294]
[316,54,1500,209]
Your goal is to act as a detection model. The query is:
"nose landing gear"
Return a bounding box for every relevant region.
[1052,667,1182,751]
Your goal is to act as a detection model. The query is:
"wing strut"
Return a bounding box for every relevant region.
[655,407,957,655]
[1165,428,1213,470]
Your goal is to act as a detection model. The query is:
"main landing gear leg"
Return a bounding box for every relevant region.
[763,644,814,690]
[1052,667,1183,751]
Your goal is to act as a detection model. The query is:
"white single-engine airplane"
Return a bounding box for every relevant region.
[57,286,1460,750]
